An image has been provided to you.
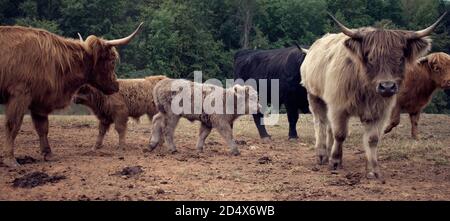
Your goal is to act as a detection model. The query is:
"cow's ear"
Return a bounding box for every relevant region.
[84,36,112,67]
[344,38,363,60]
[84,36,102,66]
[428,55,441,72]
[405,37,431,62]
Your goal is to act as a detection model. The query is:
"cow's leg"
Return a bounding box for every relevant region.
[409,112,420,140]
[196,123,212,153]
[2,94,31,167]
[114,117,128,150]
[384,104,401,134]
[148,113,165,151]
[328,109,349,170]
[252,113,271,141]
[326,125,334,155]
[286,104,299,140]
[308,94,329,165]
[216,122,240,156]
[362,120,384,180]
[94,121,111,150]
[31,112,53,161]
[163,115,180,154]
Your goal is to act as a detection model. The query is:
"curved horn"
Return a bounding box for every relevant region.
[77,33,84,41]
[417,56,428,64]
[409,12,447,39]
[328,12,361,39]
[294,42,309,54]
[106,22,144,47]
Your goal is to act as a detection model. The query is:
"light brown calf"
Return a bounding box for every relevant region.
[74,76,167,150]
[384,53,450,139]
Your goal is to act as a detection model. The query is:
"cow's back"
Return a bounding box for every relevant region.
[234,47,306,104]
[234,47,303,82]
[118,77,164,118]
[0,26,84,108]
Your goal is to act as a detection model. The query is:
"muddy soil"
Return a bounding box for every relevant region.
[1,114,449,200]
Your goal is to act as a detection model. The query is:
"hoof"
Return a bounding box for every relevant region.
[3,158,20,168]
[169,149,178,154]
[288,137,299,142]
[317,155,329,165]
[384,128,392,135]
[43,152,55,162]
[231,150,240,156]
[367,171,384,183]
[92,144,103,151]
[147,142,158,152]
[328,159,343,170]
[261,137,272,143]
[116,145,126,151]
[142,148,150,153]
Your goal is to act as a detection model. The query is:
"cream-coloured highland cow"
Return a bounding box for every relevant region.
[147,78,260,156]
[301,13,445,180]
[74,75,168,150]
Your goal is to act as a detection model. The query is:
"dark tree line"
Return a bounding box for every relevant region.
[1,0,450,113]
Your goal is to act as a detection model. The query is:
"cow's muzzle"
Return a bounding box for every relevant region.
[441,80,450,89]
[95,82,119,95]
[376,81,398,98]
[73,97,83,104]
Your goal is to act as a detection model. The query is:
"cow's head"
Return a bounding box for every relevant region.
[73,85,101,108]
[330,13,446,97]
[419,53,450,89]
[82,22,143,95]
[232,84,261,114]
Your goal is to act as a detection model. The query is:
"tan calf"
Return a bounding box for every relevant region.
[385,53,450,139]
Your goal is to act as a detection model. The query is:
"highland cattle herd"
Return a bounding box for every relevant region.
[0,13,449,185]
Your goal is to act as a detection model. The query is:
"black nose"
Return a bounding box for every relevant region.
[102,82,119,95]
[73,97,82,104]
[445,80,450,88]
[377,81,398,97]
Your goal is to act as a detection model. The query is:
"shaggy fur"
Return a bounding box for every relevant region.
[0,25,138,167]
[301,29,431,179]
[74,76,168,150]
[384,53,450,139]
[148,78,259,155]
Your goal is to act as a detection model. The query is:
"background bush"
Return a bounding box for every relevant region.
[1,0,449,114]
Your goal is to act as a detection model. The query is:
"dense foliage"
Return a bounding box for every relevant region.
[1,0,450,113]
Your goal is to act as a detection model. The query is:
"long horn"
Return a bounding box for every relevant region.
[410,12,447,39]
[328,12,361,39]
[106,22,144,47]
[417,56,428,64]
[77,33,84,41]
[294,42,309,53]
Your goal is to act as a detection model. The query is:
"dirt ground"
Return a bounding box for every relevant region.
[1,114,449,201]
